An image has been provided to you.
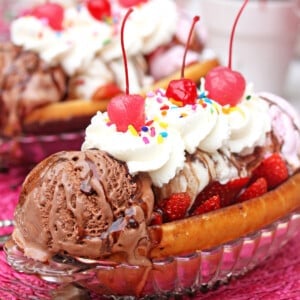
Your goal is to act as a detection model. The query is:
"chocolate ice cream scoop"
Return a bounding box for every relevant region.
[0,42,67,136]
[12,149,154,266]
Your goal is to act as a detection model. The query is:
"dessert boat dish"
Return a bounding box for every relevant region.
[4,2,300,298]
[0,0,218,168]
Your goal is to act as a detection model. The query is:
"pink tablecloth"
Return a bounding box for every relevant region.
[0,167,299,300]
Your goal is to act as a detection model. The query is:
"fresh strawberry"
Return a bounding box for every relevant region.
[150,210,163,225]
[237,177,267,202]
[192,195,221,216]
[92,82,123,100]
[191,177,249,211]
[160,192,191,222]
[251,153,288,189]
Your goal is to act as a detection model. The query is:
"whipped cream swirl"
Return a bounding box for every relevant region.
[83,85,272,187]
[82,107,185,187]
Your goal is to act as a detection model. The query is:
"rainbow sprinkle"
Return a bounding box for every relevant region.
[76,4,82,13]
[160,105,169,110]
[145,120,154,126]
[142,136,150,144]
[128,125,139,136]
[180,112,188,118]
[170,98,183,107]
[156,97,163,103]
[222,106,244,116]
[103,39,111,46]
[157,135,164,144]
[150,127,156,137]
[159,121,168,129]
[160,132,168,138]
[147,91,155,97]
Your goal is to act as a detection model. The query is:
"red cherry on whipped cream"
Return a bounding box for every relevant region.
[204,0,249,106]
[166,79,198,106]
[86,0,111,21]
[29,3,64,31]
[118,0,148,8]
[108,95,145,132]
[107,8,145,132]
[205,66,246,106]
[166,16,200,106]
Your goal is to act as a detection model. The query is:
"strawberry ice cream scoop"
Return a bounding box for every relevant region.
[259,92,300,174]
[148,45,200,81]
[147,10,207,81]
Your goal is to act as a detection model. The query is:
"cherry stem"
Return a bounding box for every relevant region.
[228,0,249,69]
[181,15,200,78]
[120,8,133,95]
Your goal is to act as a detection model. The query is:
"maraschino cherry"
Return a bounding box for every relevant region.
[107,9,145,133]
[204,0,249,106]
[118,0,148,8]
[28,2,64,31]
[86,0,111,21]
[165,16,200,106]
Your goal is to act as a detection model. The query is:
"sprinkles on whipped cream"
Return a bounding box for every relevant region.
[105,88,222,145]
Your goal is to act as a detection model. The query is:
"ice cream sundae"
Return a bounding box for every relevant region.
[4,1,300,298]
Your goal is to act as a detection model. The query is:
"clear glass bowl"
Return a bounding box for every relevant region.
[0,132,85,169]
[4,210,300,299]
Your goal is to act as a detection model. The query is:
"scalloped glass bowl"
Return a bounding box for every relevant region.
[0,132,85,168]
[4,210,300,299]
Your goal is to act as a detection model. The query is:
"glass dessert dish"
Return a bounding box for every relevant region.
[4,210,300,299]
[0,132,85,169]
[0,219,14,248]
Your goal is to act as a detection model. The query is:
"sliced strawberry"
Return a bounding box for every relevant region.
[160,192,191,222]
[237,177,267,202]
[192,195,221,216]
[251,153,288,189]
[92,82,123,100]
[191,177,249,211]
[150,210,163,225]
